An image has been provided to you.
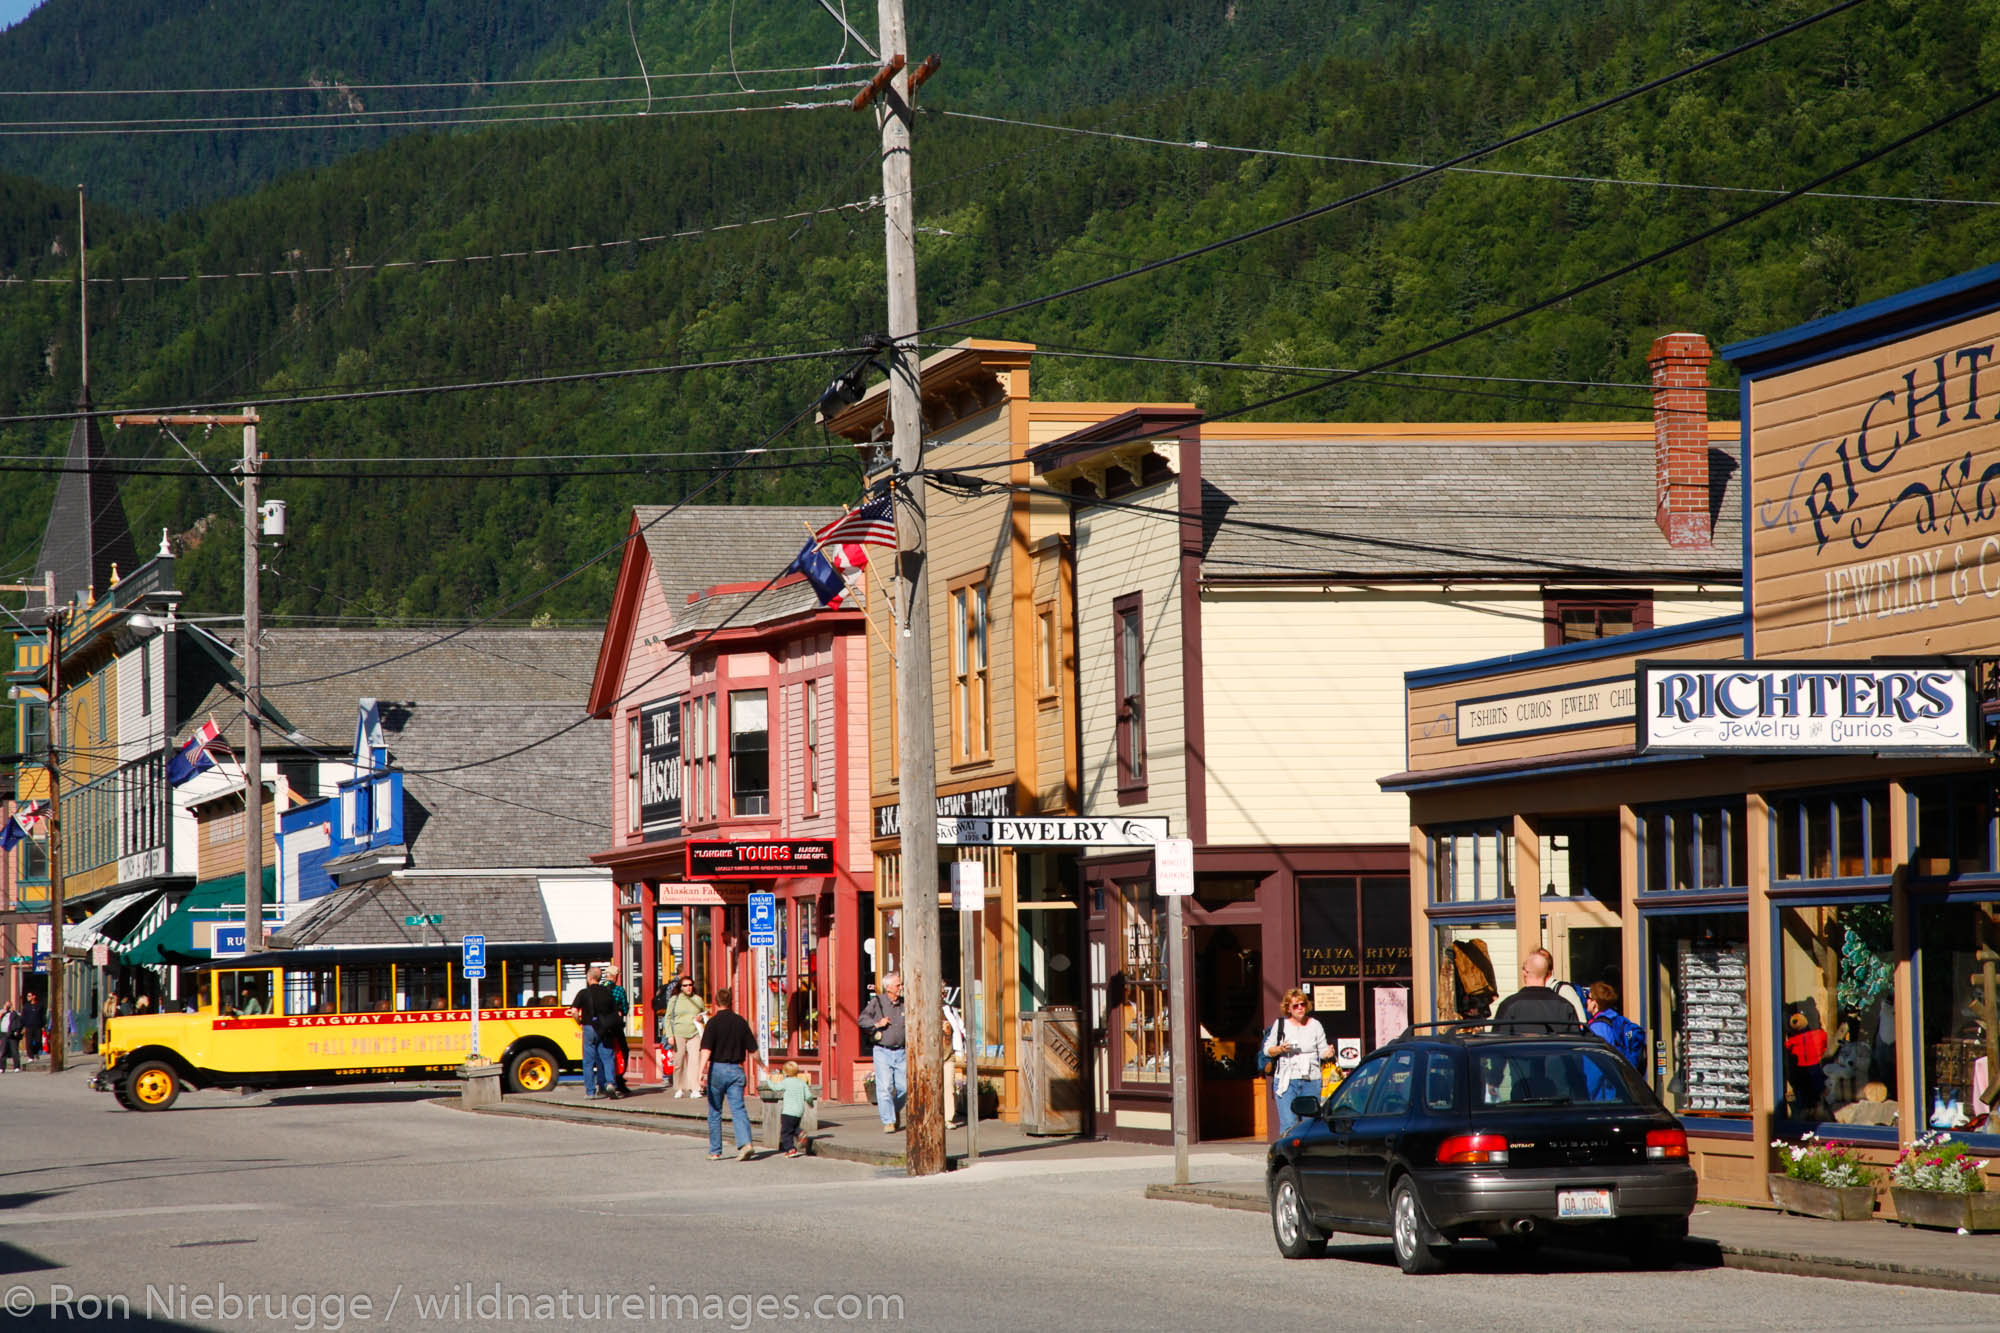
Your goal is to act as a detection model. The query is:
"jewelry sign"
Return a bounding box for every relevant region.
[1636,660,1979,754]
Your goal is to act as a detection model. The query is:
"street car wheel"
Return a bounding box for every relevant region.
[1391,1179,1446,1275]
[505,1048,558,1095]
[126,1061,181,1111]
[1270,1172,1329,1259]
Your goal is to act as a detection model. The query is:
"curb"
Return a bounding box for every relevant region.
[447,1096,910,1168]
[1142,1183,2000,1294]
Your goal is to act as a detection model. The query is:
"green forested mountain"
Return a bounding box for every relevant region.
[1,0,1997,630]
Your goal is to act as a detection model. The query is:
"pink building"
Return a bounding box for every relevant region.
[588,505,875,1098]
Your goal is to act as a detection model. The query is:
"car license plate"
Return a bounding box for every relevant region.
[1558,1189,1614,1219]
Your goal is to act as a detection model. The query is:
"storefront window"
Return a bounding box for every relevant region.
[1117,881,1168,1084]
[1919,900,2000,1137]
[1429,824,1512,904]
[1913,777,1998,880]
[1431,920,1515,1021]
[1643,912,1749,1117]
[1538,816,1619,903]
[792,898,818,1056]
[765,899,789,1049]
[1772,786,1891,882]
[1777,902,1896,1126]
[1640,801,1748,893]
[1301,876,1412,1052]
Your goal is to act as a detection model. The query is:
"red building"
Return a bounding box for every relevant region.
[587,505,874,1098]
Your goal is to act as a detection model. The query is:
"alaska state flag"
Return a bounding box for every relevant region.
[167,718,222,786]
[0,819,21,852]
[785,539,847,608]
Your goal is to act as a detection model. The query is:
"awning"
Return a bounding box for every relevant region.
[123,868,279,966]
[62,891,156,956]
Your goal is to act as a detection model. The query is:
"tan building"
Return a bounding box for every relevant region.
[1390,277,2000,1204]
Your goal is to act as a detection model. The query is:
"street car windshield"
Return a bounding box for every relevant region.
[1474,1044,1650,1109]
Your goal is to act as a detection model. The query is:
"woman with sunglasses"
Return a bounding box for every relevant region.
[1262,989,1332,1137]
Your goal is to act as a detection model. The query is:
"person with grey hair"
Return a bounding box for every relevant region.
[860,973,907,1132]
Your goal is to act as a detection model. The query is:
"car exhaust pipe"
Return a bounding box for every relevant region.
[1507,1218,1537,1236]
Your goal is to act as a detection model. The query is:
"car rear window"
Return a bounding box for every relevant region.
[1474,1045,1649,1109]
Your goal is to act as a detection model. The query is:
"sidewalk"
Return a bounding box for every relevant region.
[1144,1177,2000,1295]
[461,1082,2000,1295]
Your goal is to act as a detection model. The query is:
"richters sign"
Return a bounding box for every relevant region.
[874,783,1014,840]
[1637,660,1978,754]
[686,840,835,879]
[1456,675,1635,744]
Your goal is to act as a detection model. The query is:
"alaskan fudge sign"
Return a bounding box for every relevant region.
[1637,660,1976,754]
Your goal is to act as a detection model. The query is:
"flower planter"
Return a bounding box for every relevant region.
[1890,1187,2000,1232]
[1768,1172,1876,1220]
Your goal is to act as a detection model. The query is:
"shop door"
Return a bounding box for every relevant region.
[1192,922,1263,1140]
[1548,913,1623,1008]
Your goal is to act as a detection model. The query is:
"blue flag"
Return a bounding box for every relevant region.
[786,539,846,608]
[0,819,23,852]
[167,717,222,786]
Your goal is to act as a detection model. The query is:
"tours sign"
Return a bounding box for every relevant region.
[1636,660,1978,755]
[686,840,835,879]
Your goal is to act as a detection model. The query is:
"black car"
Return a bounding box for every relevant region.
[1266,1024,1697,1274]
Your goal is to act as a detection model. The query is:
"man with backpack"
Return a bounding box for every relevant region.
[1585,980,1648,1094]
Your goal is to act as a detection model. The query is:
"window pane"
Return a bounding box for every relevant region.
[730,691,769,816]
[1919,902,2000,1136]
[1781,902,1895,1126]
[1645,912,1749,1115]
[1775,797,1803,881]
[1119,882,1168,1084]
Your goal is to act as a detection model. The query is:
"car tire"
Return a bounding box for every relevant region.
[1270,1171,1329,1259]
[505,1047,558,1095]
[1390,1179,1446,1275]
[125,1060,181,1112]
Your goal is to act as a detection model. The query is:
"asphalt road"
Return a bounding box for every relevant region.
[4,1068,2000,1332]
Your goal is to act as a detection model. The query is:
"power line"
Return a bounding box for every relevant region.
[0,97,857,137]
[0,64,872,98]
[935,107,2000,211]
[919,0,1869,340]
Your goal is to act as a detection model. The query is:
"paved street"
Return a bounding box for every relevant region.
[5,1070,2000,1331]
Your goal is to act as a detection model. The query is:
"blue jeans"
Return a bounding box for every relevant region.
[706,1062,751,1153]
[1273,1076,1316,1138]
[873,1045,908,1127]
[580,1026,617,1097]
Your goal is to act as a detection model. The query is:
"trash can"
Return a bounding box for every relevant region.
[1018,1007,1082,1136]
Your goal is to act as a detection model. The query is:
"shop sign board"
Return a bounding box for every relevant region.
[656,882,726,906]
[940,815,1169,847]
[1746,304,2000,658]
[637,696,683,839]
[1455,674,1635,745]
[1636,659,1978,754]
[747,892,777,947]
[874,783,1013,840]
[686,840,835,879]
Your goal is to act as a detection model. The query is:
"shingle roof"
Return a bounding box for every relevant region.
[634,504,842,612]
[179,628,601,750]
[271,874,568,948]
[1198,438,1741,580]
[378,700,609,868]
[38,402,141,605]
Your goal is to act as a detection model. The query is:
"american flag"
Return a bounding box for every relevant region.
[813,495,896,550]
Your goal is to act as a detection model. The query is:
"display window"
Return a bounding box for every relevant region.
[1428,823,1512,904]
[1642,912,1749,1118]
[1771,786,1892,883]
[1776,902,1896,1130]
[1430,920,1517,1022]
[1538,816,1620,904]
[1918,900,2000,1138]
[1639,801,1748,894]
[1116,880,1169,1085]
[1300,876,1412,1052]
[1912,777,1999,880]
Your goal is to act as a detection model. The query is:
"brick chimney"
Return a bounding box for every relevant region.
[1650,331,1713,549]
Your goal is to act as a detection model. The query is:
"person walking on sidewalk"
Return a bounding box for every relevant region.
[569,967,622,1100]
[602,963,632,1097]
[0,998,20,1070]
[696,987,757,1160]
[1492,948,1578,1034]
[762,1060,818,1157]
[21,992,44,1063]
[656,975,706,1098]
[860,973,907,1133]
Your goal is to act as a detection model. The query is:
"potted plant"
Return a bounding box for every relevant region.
[1889,1131,2000,1232]
[1769,1132,1878,1220]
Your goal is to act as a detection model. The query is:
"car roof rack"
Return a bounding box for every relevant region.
[1391,1018,1587,1042]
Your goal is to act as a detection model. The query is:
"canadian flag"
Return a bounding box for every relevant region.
[825,542,869,576]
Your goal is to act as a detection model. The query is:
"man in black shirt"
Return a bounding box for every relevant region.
[1492,948,1580,1034]
[571,968,623,1099]
[696,988,758,1160]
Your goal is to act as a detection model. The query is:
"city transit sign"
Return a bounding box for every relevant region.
[1636,660,1979,754]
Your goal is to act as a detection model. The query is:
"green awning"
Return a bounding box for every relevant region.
[122,868,279,966]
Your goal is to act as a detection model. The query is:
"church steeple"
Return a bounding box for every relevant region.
[36,393,141,605]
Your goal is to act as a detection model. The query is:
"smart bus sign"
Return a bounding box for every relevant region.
[1636,659,1979,755]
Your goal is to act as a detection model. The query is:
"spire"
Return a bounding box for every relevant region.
[37,393,141,605]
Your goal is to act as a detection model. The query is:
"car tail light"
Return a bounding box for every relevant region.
[1436,1133,1510,1164]
[1645,1128,1688,1160]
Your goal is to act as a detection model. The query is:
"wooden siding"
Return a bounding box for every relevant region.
[921,419,1015,790]
[611,547,689,848]
[1031,547,1069,811]
[117,637,163,764]
[1748,308,2000,657]
[1404,625,1742,774]
[1075,484,1186,827]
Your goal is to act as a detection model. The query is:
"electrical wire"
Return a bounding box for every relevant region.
[0,65,870,98]
[0,98,857,136]
[918,0,1870,340]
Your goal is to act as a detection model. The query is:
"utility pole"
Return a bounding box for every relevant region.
[43,570,64,1073]
[871,0,944,1176]
[115,412,263,954]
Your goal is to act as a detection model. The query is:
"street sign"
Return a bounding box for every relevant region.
[747,893,777,948]
[1155,838,1194,896]
[461,933,487,979]
[91,943,108,967]
[950,860,984,911]
[404,913,443,926]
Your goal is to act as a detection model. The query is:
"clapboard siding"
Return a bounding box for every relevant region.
[1032,548,1068,807]
[1075,483,1186,826]
[610,549,689,845]
[924,416,1016,786]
